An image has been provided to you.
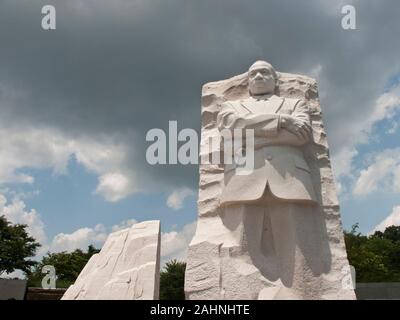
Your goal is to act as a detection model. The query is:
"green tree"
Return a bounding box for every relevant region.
[0,215,41,277]
[373,225,400,243]
[27,245,100,288]
[344,224,400,282]
[159,259,186,300]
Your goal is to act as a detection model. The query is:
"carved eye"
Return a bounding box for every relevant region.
[250,69,269,77]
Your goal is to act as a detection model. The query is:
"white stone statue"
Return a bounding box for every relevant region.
[185,60,356,300]
[217,60,317,205]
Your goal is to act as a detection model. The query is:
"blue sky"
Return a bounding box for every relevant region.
[19,159,197,238]
[339,111,400,232]
[1,0,400,267]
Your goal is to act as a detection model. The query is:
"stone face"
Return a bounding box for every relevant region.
[62,220,160,300]
[185,61,356,300]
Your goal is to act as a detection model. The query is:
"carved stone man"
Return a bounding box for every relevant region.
[216,60,320,299]
[185,60,355,300]
[217,60,317,205]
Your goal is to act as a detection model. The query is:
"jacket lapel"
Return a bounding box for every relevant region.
[269,95,284,113]
[240,100,259,114]
[240,95,284,114]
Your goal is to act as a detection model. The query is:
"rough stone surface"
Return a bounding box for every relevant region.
[62,220,160,300]
[185,67,356,300]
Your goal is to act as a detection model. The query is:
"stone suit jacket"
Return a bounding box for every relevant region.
[217,94,318,206]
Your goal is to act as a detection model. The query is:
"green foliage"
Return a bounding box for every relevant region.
[159,259,186,300]
[0,215,41,276]
[345,224,400,282]
[27,245,99,288]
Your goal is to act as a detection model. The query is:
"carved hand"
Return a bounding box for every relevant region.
[280,115,312,140]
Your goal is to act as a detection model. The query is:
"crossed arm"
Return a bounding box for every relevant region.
[216,100,312,146]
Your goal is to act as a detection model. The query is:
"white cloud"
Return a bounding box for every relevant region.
[331,146,359,179]
[166,188,195,210]
[0,125,139,202]
[0,193,141,258]
[0,189,41,201]
[3,269,25,279]
[111,218,138,232]
[161,221,197,264]
[371,206,400,233]
[371,86,400,125]
[48,218,197,265]
[353,148,400,196]
[0,214,140,279]
[47,218,197,268]
[49,224,108,253]
[94,172,136,202]
[0,193,46,244]
[335,180,343,195]
[1,188,197,274]
[72,137,139,202]
[387,121,399,134]
[394,167,400,193]
[308,64,323,81]
[48,218,142,253]
[334,84,400,190]
[0,126,72,183]
[0,189,196,263]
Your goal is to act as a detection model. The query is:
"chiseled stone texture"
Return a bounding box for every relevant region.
[185,70,356,300]
[62,220,160,300]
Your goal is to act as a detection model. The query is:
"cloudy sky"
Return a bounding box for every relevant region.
[1,0,400,267]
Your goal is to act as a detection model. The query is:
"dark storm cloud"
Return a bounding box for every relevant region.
[0,0,399,192]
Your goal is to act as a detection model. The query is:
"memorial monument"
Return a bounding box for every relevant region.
[185,60,356,300]
[62,220,161,300]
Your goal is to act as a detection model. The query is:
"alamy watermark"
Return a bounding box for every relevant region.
[146,121,255,175]
[41,5,56,30]
[341,5,357,30]
[41,265,56,289]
